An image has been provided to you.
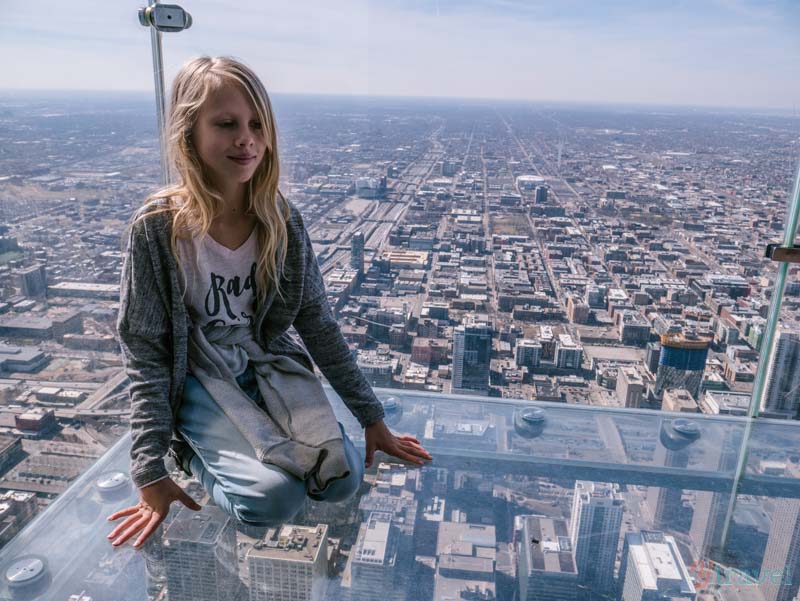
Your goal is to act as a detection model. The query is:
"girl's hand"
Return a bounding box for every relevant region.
[364,420,433,468]
[106,477,201,548]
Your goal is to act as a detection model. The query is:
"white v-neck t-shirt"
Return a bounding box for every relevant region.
[176,226,259,376]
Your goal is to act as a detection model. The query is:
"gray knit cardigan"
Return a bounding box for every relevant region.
[116,199,385,489]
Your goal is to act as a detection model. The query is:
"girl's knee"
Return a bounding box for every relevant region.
[229,479,306,525]
[315,470,363,503]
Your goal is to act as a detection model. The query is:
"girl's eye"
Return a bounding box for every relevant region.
[218,122,234,128]
[251,122,262,130]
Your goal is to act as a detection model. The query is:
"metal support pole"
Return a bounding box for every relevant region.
[138,2,192,186]
[149,8,170,187]
[718,157,800,555]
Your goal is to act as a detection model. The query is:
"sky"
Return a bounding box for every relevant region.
[1,0,798,110]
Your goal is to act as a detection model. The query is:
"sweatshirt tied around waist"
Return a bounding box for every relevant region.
[187,322,351,495]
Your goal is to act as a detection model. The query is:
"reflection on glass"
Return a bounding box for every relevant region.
[0,392,797,599]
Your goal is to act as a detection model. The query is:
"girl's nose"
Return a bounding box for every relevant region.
[235,127,255,147]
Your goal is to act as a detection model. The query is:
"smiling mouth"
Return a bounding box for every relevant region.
[228,156,256,164]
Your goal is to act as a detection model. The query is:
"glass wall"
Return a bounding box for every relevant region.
[0,0,159,555]
[0,1,799,600]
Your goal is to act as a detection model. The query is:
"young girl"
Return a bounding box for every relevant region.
[106,56,432,549]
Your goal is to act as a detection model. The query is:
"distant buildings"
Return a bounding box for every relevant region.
[47,282,118,300]
[661,388,699,413]
[554,334,582,370]
[15,264,47,298]
[356,349,398,387]
[0,489,36,547]
[452,316,493,394]
[516,175,546,192]
[566,295,589,324]
[515,339,542,369]
[0,343,49,373]
[0,310,82,342]
[15,408,58,438]
[351,231,365,273]
[617,310,651,346]
[411,337,449,365]
[616,366,644,408]
[379,249,429,271]
[702,390,750,415]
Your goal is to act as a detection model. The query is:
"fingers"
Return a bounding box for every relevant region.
[365,439,376,468]
[107,513,143,541]
[392,441,432,465]
[179,491,202,511]
[365,433,432,468]
[133,511,163,548]
[399,440,433,460]
[109,512,152,547]
[106,505,139,522]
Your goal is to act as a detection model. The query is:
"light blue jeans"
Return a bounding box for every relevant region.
[175,362,365,526]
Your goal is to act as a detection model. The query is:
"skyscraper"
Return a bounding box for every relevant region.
[16,264,47,298]
[618,531,696,600]
[555,334,583,369]
[518,515,578,601]
[434,521,496,600]
[515,339,542,369]
[351,231,365,274]
[654,331,711,401]
[569,481,624,598]
[759,495,800,601]
[350,511,404,601]
[452,315,492,394]
[162,505,242,601]
[247,524,329,601]
[616,366,644,408]
[762,329,800,418]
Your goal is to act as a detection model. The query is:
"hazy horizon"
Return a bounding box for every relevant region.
[1,88,798,118]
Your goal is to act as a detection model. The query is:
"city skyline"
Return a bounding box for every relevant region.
[1,64,800,598]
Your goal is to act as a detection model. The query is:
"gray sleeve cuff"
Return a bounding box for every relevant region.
[130,462,170,489]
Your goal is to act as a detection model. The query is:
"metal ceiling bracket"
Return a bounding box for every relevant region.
[765,243,800,263]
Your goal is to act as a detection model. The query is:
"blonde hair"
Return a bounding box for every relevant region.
[129,55,289,307]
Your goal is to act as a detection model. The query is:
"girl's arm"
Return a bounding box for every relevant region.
[117,218,174,489]
[291,215,385,429]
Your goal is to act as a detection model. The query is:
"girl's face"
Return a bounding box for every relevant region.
[191,82,267,193]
